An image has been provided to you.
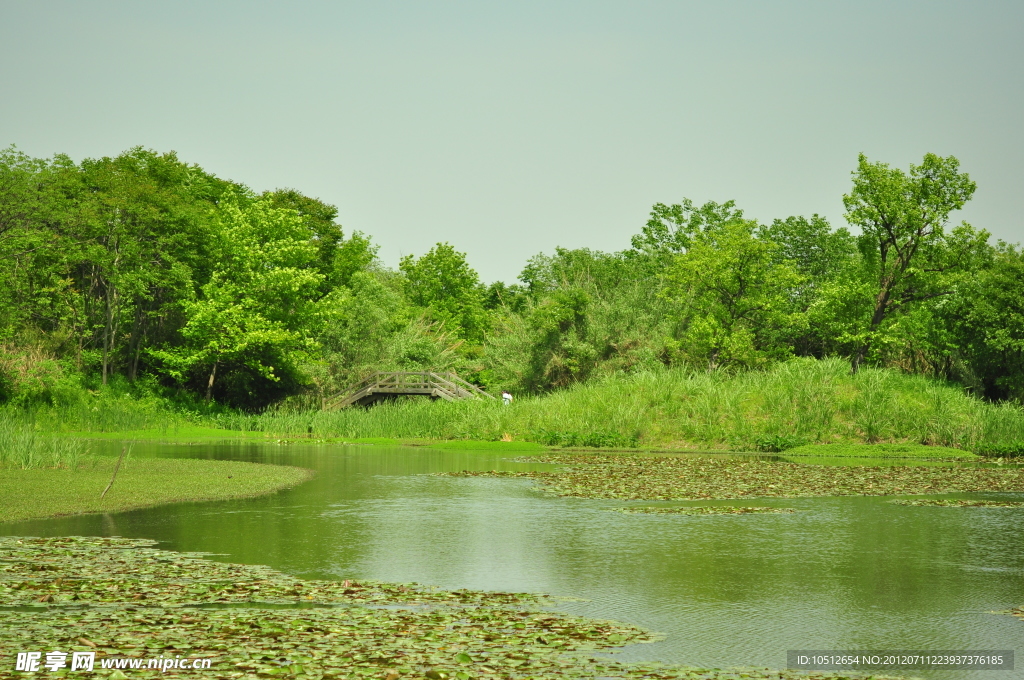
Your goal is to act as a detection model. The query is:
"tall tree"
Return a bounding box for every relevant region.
[399,243,487,342]
[948,244,1024,400]
[631,199,744,257]
[842,153,986,373]
[662,221,805,370]
[150,193,324,406]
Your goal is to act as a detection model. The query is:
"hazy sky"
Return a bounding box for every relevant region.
[2,1,1021,282]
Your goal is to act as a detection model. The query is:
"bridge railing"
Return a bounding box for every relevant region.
[328,371,495,409]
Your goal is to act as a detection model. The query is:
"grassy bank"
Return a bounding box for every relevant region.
[215,358,1024,452]
[0,536,896,680]
[6,358,1024,453]
[0,458,313,523]
[782,443,978,459]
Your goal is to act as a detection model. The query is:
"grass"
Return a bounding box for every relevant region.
[212,358,1024,451]
[0,457,313,523]
[0,417,88,469]
[7,358,1024,453]
[783,443,977,460]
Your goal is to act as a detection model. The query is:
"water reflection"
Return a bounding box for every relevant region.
[3,441,1022,679]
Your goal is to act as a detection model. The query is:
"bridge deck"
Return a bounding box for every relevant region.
[329,371,495,409]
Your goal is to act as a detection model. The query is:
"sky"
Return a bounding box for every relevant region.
[2,1,1022,283]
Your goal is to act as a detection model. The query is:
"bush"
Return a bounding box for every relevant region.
[754,434,808,452]
[784,443,977,460]
[974,441,1024,458]
[530,429,640,448]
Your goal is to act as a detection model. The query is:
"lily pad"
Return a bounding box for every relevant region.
[616,506,797,515]
[0,536,910,680]
[444,453,1024,501]
[888,499,1024,507]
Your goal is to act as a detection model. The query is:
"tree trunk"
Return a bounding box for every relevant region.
[850,275,897,375]
[206,361,218,402]
[850,345,868,375]
[127,305,146,382]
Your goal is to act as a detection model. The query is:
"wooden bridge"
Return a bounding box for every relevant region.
[329,371,496,409]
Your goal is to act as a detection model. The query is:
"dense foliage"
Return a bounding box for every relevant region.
[1,145,1020,410]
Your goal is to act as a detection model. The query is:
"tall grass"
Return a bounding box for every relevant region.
[0,413,89,469]
[8,358,1024,452]
[13,392,194,435]
[214,358,1024,451]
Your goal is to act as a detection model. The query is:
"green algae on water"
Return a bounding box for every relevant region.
[888,499,1024,507]
[443,453,1024,501]
[0,536,908,680]
[615,506,797,515]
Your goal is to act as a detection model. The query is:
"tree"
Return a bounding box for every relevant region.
[522,288,597,390]
[949,244,1024,400]
[150,193,324,406]
[761,215,856,285]
[631,199,745,257]
[399,243,487,342]
[842,153,985,373]
[264,189,378,292]
[662,221,805,370]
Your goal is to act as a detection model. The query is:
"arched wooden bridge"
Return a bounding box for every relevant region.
[329,371,495,409]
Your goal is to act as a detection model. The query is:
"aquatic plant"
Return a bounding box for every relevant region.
[445,453,1024,501]
[0,536,884,680]
[888,499,1024,507]
[0,413,87,469]
[615,506,797,515]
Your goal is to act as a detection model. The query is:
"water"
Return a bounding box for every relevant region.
[4,441,1023,679]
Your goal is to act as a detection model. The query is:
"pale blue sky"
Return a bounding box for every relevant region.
[2,1,1021,282]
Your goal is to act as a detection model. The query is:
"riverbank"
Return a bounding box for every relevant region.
[210,358,1024,452]
[0,458,313,524]
[0,536,900,680]
[5,358,1024,455]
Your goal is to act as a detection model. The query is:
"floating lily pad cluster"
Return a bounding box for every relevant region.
[615,506,797,515]
[0,536,529,608]
[444,454,1024,501]
[0,536,899,680]
[888,499,1024,507]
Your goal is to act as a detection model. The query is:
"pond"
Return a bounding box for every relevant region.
[3,441,1023,680]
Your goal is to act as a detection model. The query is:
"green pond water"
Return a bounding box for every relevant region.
[3,441,1024,680]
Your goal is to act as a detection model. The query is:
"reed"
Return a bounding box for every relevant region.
[0,413,88,469]
[8,358,1024,453]
[225,358,1024,451]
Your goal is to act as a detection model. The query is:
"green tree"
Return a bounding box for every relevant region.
[399,242,487,342]
[150,193,324,406]
[309,271,460,400]
[760,215,858,356]
[842,152,987,372]
[761,215,856,284]
[265,189,378,292]
[631,198,745,257]
[662,221,805,370]
[522,288,597,390]
[949,244,1024,400]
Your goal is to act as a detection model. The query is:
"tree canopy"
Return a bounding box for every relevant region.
[0,145,1018,408]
